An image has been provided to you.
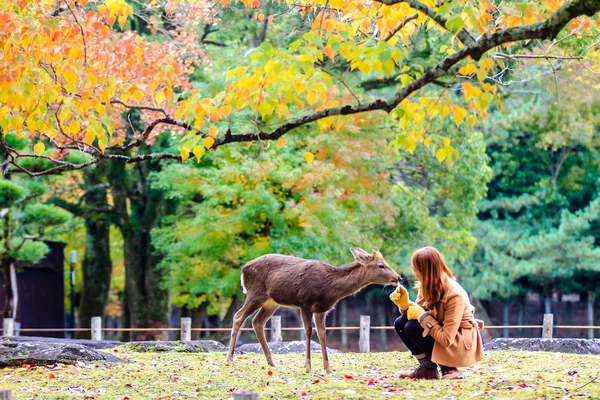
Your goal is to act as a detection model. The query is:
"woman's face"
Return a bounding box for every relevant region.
[411,267,422,282]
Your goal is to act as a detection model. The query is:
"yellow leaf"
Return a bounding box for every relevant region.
[132,90,144,103]
[358,62,372,75]
[459,64,477,76]
[180,146,190,162]
[467,114,477,127]
[277,139,286,149]
[451,105,467,127]
[155,90,166,105]
[424,137,431,147]
[208,126,218,138]
[33,142,45,155]
[442,137,451,147]
[84,130,95,145]
[204,137,215,149]
[436,148,447,162]
[330,0,343,8]
[193,145,205,161]
[98,138,107,154]
[304,151,315,164]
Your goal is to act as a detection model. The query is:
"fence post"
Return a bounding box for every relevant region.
[233,390,258,400]
[270,316,282,342]
[542,313,553,339]
[588,291,595,340]
[0,389,12,400]
[181,317,192,341]
[359,315,370,353]
[2,318,14,337]
[91,316,102,341]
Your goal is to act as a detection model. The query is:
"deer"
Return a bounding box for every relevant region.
[226,247,401,374]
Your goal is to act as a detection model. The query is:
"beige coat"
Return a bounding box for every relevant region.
[415,277,484,368]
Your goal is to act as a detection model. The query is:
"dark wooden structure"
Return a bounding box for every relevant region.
[0,241,66,338]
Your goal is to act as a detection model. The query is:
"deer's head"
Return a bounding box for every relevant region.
[349,247,401,286]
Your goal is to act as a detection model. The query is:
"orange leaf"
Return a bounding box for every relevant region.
[48,372,56,379]
[323,45,335,61]
[208,126,218,138]
[276,139,286,149]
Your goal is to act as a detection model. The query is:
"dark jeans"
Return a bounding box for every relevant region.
[394,314,435,357]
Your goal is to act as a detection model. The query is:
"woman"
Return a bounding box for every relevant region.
[390,246,484,380]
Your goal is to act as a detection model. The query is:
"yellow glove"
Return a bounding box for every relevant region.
[407,304,426,321]
[389,285,411,311]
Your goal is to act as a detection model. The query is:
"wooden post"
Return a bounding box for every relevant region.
[0,389,12,400]
[233,390,258,400]
[3,318,14,337]
[542,313,553,339]
[91,316,102,341]
[270,316,282,342]
[588,291,595,340]
[359,315,370,353]
[181,317,191,341]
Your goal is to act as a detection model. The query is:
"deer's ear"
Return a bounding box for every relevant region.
[350,247,371,263]
[372,250,383,260]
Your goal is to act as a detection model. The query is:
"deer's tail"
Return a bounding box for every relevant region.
[240,271,247,294]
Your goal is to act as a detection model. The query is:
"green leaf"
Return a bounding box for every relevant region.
[446,16,465,33]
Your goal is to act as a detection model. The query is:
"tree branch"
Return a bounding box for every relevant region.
[376,0,477,48]
[214,0,600,147]
[382,13,419,42]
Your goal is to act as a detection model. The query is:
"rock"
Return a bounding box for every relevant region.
[0,340,124,367]
[119,340,228,353]
[0,335,121,350]
[483,338,600,355]
[237,340,340,354]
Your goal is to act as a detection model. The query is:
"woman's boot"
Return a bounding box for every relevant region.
[398,353,440,379]
[440,365,463,379]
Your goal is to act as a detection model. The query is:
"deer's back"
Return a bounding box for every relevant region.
[242,254,334,309]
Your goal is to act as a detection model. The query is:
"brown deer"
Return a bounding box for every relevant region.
[226,248,400,374]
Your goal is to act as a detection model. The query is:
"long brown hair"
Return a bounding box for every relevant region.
[411,247,455,308]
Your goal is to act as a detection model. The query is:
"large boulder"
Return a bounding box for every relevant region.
[119,340,228,353]
[0,339,123,367]
[484,338,600,355]
[0,335,121,350]
[237,340,340,354]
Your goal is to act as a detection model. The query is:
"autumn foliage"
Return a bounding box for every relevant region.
[1,0,600,175]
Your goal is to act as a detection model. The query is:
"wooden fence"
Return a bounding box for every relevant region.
[3,314,599,353]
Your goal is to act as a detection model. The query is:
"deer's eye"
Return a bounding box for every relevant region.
[378,264,385,269]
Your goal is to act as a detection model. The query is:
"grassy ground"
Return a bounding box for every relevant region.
[1,349,599,399]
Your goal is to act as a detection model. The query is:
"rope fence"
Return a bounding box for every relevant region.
[3,314,599,354]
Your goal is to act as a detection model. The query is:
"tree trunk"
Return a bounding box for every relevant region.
[588,290,595,339]
[340,300,348,350]
[502,300,509,338]
[1,262,14,319]
[109,156,172,341]
[73,167,114,338]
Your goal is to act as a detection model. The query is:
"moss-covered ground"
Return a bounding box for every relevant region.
[1,349,599,399]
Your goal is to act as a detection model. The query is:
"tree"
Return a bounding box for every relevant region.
[1,0,599,175]
[0,176,71,318]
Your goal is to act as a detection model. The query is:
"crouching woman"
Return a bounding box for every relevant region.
[390,247,484,380]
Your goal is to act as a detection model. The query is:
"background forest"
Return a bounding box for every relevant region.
[1,0,600,348]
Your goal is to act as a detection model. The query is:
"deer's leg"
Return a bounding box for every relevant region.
[227,296,265,365]
[252,304,279,367]
[314,311,331,374]
[301,308,314,374]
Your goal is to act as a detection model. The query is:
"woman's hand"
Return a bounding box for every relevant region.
[407,304,426,320]
[389,285,411,311]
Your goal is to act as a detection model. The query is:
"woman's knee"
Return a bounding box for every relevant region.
[394,315,408,333]
[404,320,424,338]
